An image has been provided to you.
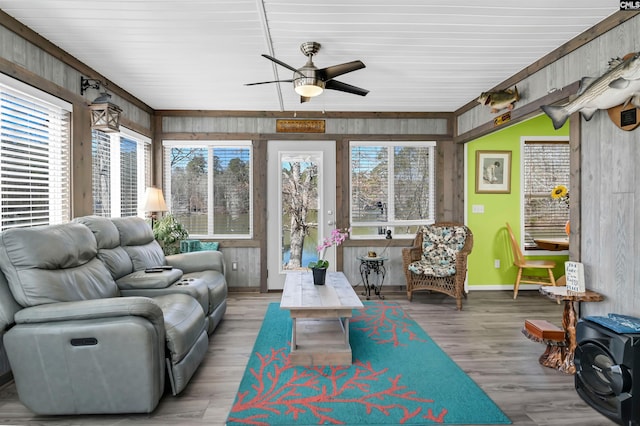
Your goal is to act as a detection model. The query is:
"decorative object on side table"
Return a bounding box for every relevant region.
[307,227,350,285]
[153,213,189,255]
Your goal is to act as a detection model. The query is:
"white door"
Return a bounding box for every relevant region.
[267,141,336,290]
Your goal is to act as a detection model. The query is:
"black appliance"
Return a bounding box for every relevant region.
[575,319,640,425]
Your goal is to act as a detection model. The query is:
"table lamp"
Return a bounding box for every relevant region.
[143,187,168,229]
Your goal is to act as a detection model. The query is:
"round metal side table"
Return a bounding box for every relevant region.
[357,255,388,300]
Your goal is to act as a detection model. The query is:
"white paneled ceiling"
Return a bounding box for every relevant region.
[0,0,621,112]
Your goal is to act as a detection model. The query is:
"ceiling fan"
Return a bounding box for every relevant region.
[246,42,369,103]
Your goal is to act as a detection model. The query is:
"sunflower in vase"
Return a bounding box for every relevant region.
[551,184,570,235]
[551,184,570,208]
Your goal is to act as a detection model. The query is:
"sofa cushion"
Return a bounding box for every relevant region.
[408,259,457,277]
[112,217,166,270]
[0,223,119,306]
[74,216,134,279]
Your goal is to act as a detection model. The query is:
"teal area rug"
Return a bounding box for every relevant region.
[227,302,511,425]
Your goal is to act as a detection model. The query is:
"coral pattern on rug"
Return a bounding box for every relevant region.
[227,301,510,425]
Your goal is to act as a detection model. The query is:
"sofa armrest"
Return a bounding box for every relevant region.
[14,296,164,328]
[6,296,167,415]
[166,250,226,276]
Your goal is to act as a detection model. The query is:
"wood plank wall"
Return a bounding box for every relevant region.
[1,6,639,341]
[454,12,640,317]
[156,111,457,290]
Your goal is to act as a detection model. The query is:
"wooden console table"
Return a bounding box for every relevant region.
[538,286,604,374]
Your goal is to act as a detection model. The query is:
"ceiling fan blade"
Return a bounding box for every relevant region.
[262,54,302,75]
[318,60,365,80]
[325,79,369,96]
[245,79,294,86]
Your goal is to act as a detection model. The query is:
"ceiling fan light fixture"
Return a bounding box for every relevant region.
[294,77,324,97]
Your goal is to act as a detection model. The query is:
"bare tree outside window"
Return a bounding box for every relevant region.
[281,160,318,269]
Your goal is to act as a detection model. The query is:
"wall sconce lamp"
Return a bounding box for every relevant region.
[80,77,122,133]
[143,186,168,229]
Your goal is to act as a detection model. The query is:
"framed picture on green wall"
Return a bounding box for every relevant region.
[476,150,511,194]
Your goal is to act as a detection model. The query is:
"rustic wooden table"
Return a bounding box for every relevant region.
[534,237,569,251]
[280,271,363,366]
[539,286,604,374]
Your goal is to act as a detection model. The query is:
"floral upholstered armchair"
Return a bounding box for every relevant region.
[402,222,473,310]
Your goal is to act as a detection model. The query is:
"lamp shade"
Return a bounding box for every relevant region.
[143,187,168,213]
[294,77,324,97]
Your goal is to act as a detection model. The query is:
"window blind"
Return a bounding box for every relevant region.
[350,142,435,238]
[92,130,111,216]
[92,129,150,218]
[120,137,138,217]
[0,87,70,229]
[523,141,570,247]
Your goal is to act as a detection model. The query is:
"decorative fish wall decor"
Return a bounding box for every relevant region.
[541,52,640,130]
[477,86,520,113]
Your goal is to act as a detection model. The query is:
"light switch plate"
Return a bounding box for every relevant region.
[472,204,484,213]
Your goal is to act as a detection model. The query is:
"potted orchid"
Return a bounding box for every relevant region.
[307,227,350,285]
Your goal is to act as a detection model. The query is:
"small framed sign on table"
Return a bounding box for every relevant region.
[565,261,585,293]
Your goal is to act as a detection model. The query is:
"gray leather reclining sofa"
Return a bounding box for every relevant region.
[0,215,227,415]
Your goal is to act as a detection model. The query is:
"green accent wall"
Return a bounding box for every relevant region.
[466,114,569,288]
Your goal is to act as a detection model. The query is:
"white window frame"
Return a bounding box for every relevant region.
[162,139,253,239]
[349,140,436,239]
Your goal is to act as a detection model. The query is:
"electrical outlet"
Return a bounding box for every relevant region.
[494,259,500,268]
[232,261,238,271]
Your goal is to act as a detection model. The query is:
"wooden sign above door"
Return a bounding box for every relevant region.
[276,119,326,133]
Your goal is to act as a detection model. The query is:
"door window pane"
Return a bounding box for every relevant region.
[280,154,319,271]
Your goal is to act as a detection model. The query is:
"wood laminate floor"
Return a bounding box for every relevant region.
[0,288,617,425]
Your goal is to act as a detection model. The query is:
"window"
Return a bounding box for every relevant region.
[92,129,151,217]
[350,141,435,238]
[163,140,252,238]
[0,76,71,230]
[522,139,570,249]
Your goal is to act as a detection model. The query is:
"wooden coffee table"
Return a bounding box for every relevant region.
[281,271,364,366]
